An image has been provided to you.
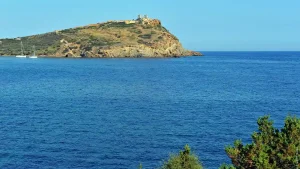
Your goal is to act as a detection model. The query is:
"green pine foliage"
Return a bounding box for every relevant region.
[160,145,203,169]
[219,164,237,169]
[225,115,300,169]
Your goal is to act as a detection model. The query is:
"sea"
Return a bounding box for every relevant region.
[0,52,299,169]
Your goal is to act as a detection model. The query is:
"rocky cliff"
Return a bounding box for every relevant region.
[0,18,202,58]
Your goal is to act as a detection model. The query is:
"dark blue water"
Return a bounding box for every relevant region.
[0,52,299,169]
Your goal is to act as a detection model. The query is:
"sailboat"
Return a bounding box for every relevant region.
[29,45,38,59]
[16,41,26,58]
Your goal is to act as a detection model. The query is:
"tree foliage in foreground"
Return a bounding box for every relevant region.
[224,115,300,169]
[219,163,236,169]
[160,145,203,169]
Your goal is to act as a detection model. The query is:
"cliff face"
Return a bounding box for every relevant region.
[0,18,202,58]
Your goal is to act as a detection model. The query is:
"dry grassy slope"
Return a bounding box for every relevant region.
[0,20,202,57]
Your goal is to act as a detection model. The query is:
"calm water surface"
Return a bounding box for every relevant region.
[0,52,300,168]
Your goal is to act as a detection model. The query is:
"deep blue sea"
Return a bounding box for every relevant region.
[0,52,299,169]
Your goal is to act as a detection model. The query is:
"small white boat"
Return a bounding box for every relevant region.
[16,41,26,58]
[16,55,27,58]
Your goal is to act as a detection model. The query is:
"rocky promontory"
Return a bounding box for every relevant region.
[0,15,202,58]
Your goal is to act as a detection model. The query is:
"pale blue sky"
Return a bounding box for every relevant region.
[0,0,299,51]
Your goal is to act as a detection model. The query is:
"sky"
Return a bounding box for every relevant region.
[0,0,299,51]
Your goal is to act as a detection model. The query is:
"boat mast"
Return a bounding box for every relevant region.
[33,45,36,56]
[20,41,24,55]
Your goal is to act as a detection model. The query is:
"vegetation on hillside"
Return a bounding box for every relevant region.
[0,20,175,57]
[0,32,62,56]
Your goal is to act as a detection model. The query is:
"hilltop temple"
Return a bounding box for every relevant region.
[122,15,159,25]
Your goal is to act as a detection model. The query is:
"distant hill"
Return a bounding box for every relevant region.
[0,15,202,58]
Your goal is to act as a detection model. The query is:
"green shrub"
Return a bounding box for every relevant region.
[225,115,300,169]
[134,29,142,34]
[138,34,152,39]
[219,164,236,169]
[106,22,135,28]
[160,145,203,169]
